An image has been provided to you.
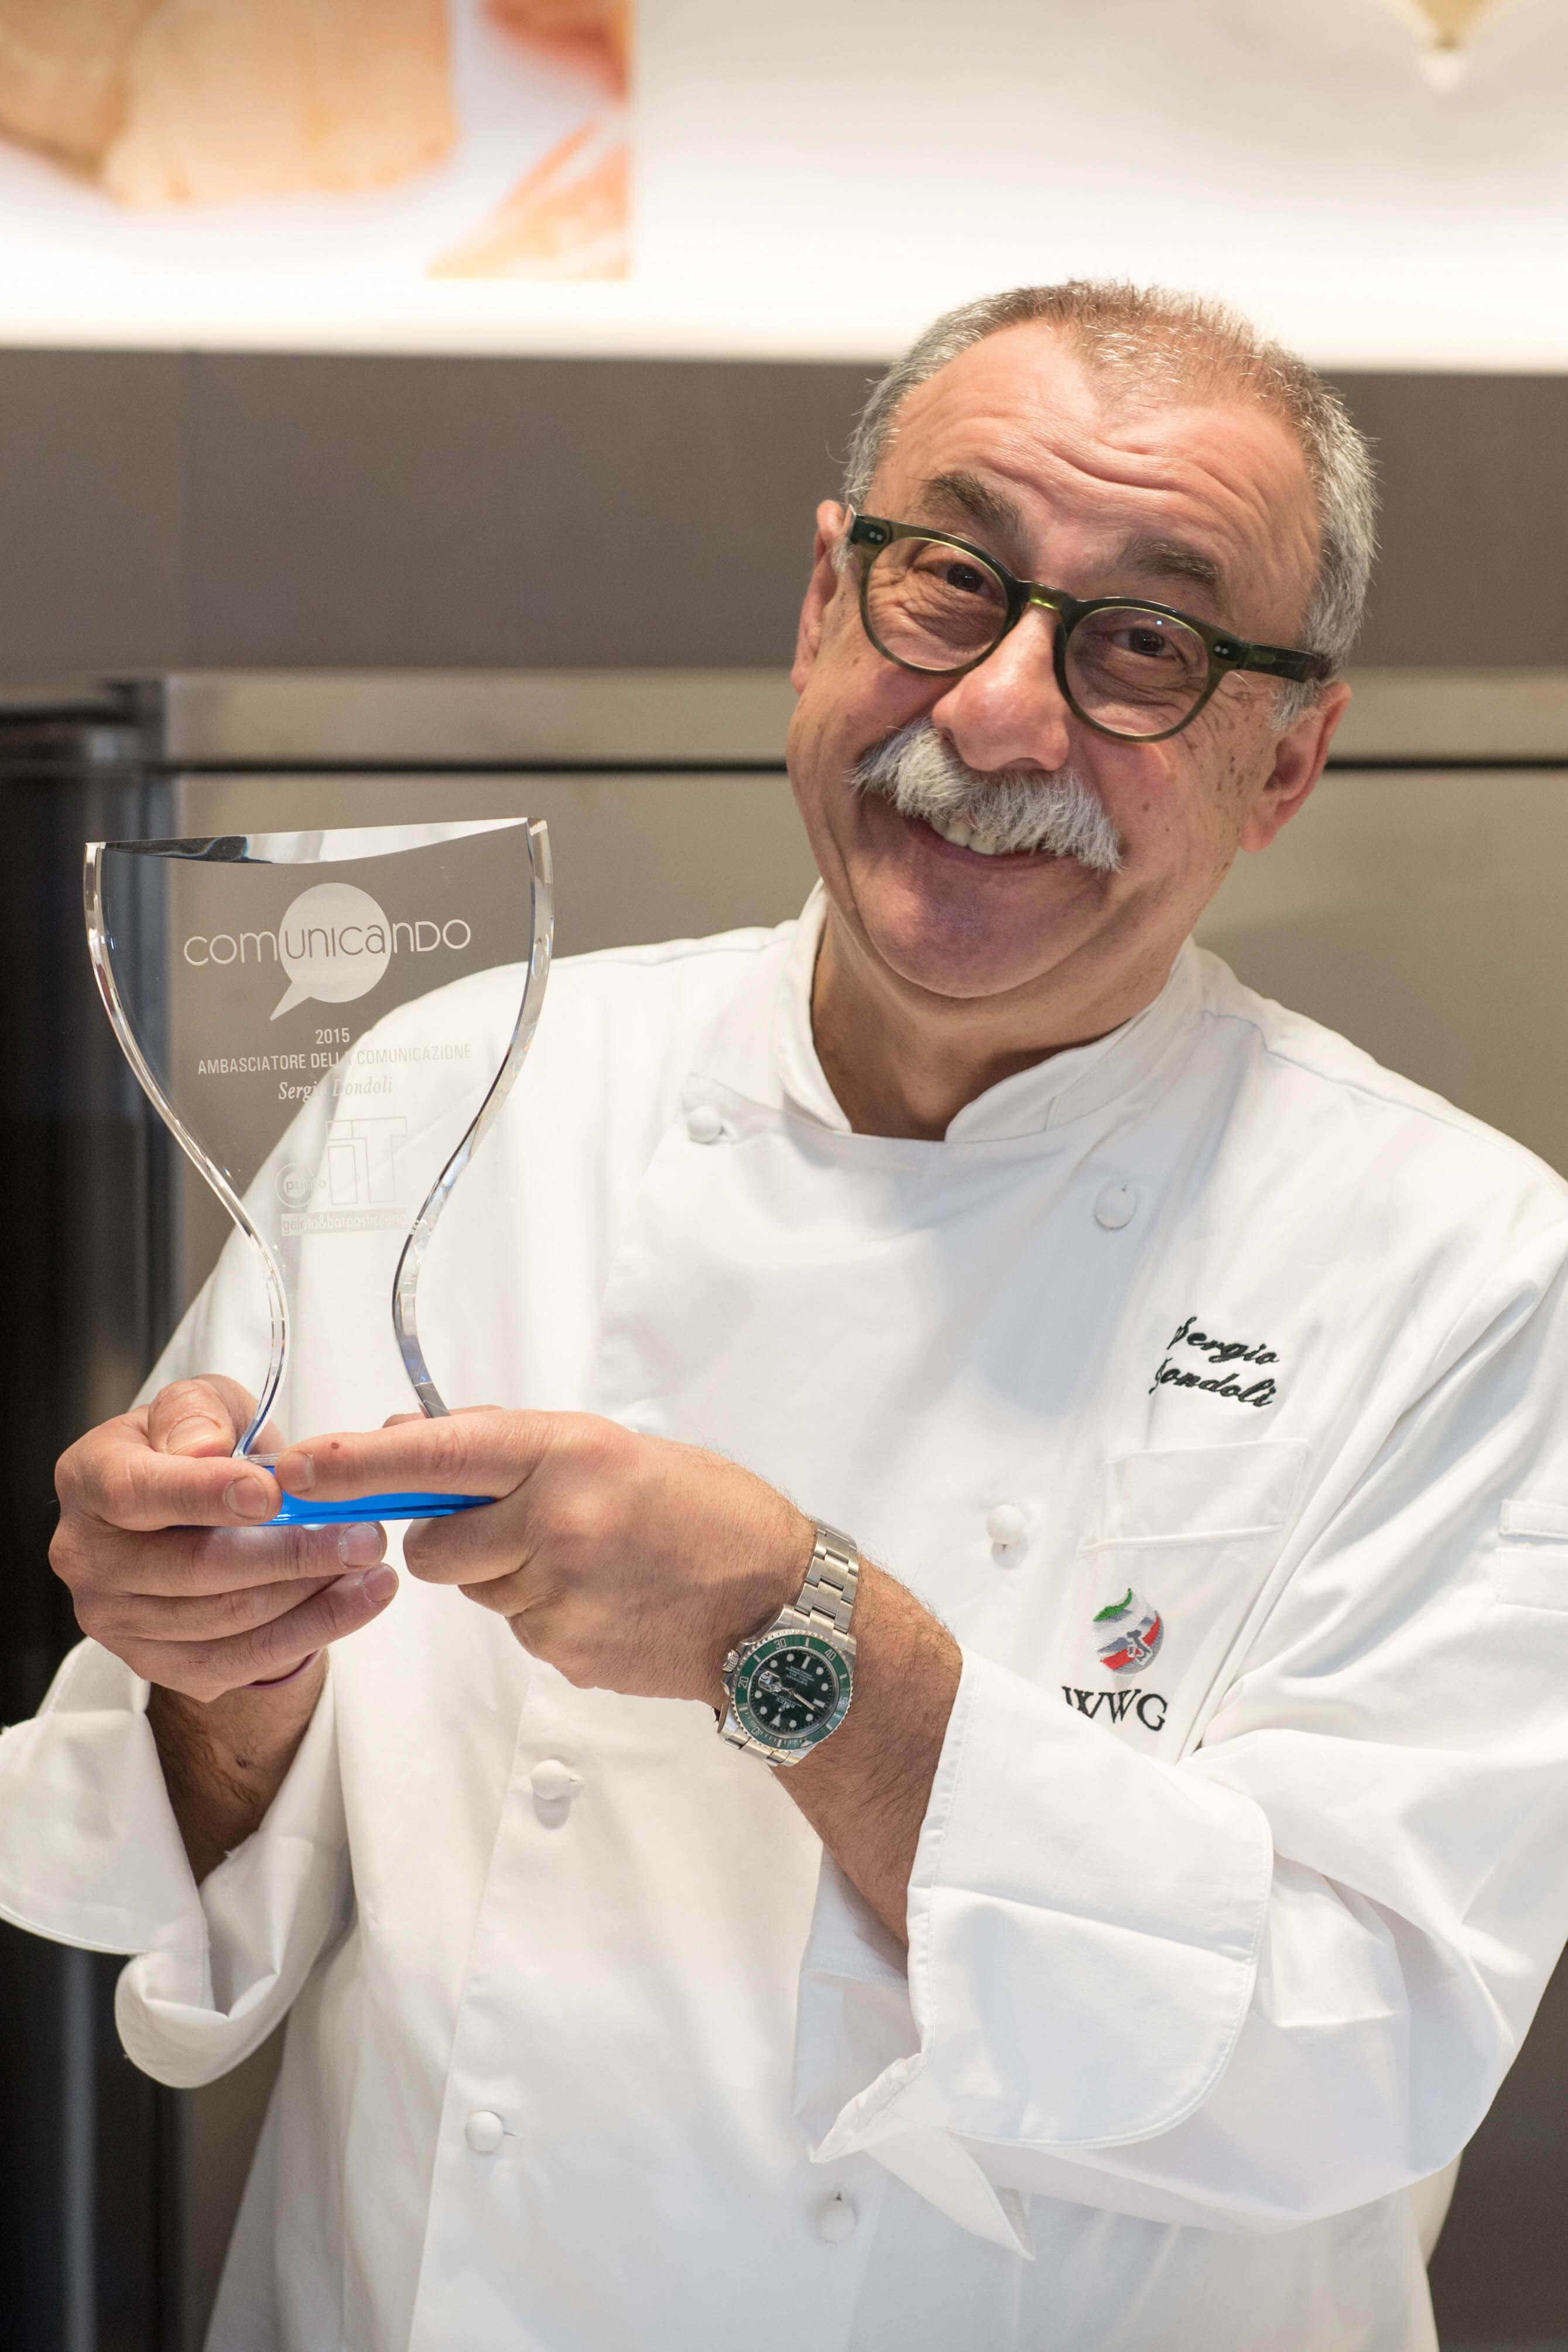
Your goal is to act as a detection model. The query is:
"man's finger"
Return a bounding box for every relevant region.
[401,1501,532,1588]
[59,1417,285,1534]
[275,1409,554,1505]
[84,1569,343,1649]
[146,1376,268,1457]
[122,1564,399,1700]
[67,1516,388,1604]
[456,1571,537,1618]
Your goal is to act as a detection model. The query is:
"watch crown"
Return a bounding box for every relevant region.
[721,1649,740,1677]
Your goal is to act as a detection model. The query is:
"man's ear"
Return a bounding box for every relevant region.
[791,500,848,693]
[1240,679,1352,853]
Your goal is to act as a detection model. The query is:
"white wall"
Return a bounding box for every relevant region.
[2,0,1564,364]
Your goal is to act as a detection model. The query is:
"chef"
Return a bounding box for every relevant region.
[8,281,1568,2352]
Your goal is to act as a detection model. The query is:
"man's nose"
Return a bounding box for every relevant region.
[927,602,1075,775]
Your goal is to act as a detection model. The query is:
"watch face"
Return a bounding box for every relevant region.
[735,1633,851,1751]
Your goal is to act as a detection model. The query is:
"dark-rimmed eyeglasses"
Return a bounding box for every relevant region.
[845,511,1330,745]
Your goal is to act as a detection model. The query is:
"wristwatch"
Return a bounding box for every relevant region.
[717,1522,859,1766]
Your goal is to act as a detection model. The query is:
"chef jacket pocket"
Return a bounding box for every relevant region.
[1492,1500,1568,1608]
[1099,1440,1307,1543]
[1064,1442,1308,1756]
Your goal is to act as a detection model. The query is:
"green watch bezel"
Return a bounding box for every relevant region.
[732,1629,854,1755]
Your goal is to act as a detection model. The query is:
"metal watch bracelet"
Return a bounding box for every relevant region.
[792,1522,860,1636]
[717,1521,860,1761]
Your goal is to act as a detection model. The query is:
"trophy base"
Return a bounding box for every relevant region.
[266,1490,493,1528]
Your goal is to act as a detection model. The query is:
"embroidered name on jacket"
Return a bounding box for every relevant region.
[1148,1313,1280,1408]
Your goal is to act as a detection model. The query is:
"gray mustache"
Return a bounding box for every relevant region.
[851,718,1124,874]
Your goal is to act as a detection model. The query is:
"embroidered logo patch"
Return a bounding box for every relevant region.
[1094,1588,1164,1673]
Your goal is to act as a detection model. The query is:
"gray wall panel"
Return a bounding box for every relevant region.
[183,353,869,671]
[0,348,1563,678]
[0,350,189,675]
[1344,371,1568,668]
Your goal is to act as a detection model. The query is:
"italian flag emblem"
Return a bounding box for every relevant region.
[1094,1588,1164,1674]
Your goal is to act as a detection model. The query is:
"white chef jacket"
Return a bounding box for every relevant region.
[6,886,1568,2352]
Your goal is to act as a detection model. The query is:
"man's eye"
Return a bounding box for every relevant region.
[908,549,997,600]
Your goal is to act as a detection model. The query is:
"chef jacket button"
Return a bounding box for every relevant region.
[465,2110,505,2155]
[686,1103,725,1144]
[816,2192,857,2243]
[529,1759,581,1804]
[985,1503,1028,1550]
[1094,1183,1136,1230]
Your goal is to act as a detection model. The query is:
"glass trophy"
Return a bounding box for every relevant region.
[84,818,552,1528]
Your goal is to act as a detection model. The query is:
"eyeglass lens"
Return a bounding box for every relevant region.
[862,536,1212,741]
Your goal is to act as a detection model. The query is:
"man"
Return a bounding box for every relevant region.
[6,281,1568,2351]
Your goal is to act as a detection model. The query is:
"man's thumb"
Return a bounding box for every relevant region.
[146,1376,249,1456]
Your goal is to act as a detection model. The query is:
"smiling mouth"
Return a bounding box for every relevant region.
[917,809,1045,859]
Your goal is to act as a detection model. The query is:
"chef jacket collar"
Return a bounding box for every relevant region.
[742,884,1201,1144]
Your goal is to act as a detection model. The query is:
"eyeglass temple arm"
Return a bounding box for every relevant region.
[1225,640,1331,683]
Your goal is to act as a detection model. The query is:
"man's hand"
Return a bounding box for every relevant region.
[276,1410,964,1941]
[53,1375,397,1700]
[52,1376,398,1876]
[275,1408,809,1708]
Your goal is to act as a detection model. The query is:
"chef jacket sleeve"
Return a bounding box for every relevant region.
[796,1223,1568,2252]
[0,1247,350,2090]
[0,1637,349,2088]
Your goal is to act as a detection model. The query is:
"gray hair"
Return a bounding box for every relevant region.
[840,281,1378,726]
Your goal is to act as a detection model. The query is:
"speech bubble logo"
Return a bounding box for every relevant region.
[271,881,392,1021]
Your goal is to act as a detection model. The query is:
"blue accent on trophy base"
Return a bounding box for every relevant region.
[267,1490,492,1527]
